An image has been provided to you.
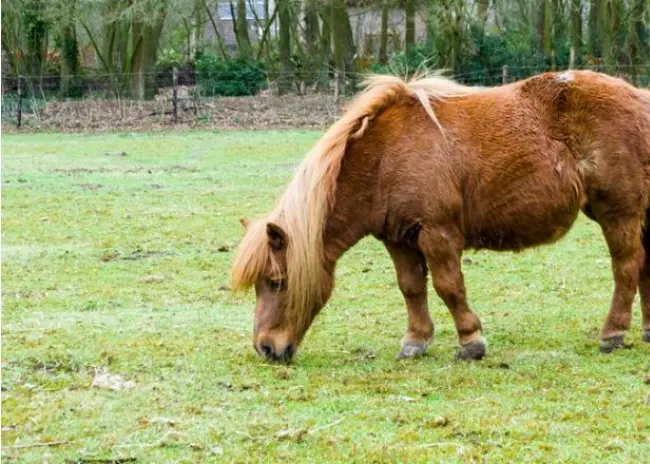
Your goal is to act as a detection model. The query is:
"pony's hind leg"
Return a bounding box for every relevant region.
[418,226,485,360]
[385,243,434,359]
[639,209,650,343]
[597,216,644,352]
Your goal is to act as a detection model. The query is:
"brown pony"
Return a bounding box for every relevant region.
[232,70,650,362]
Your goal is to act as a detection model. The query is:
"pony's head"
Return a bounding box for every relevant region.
[232,217,333,362]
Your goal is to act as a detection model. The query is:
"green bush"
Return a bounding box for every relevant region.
[371,45,439,77]
[195,54,267,97]
[368,19,577,86]
[156,48,189,73]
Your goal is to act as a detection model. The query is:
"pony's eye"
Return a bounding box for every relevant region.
[267,279,284,291]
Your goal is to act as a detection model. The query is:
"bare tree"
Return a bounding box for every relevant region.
[59,0,80,97]
[570,0,583,60]
[330,0,355,92]
[378,0,389,64]
[405,0,416,54]
[277,0,293,94]
[234,0,252,57]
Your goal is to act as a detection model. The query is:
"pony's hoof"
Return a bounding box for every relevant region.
[643,329,650,343]
[599,335,625,353]
[456,337,487,361]
[397,342,428,360]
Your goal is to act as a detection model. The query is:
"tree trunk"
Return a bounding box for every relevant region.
[598,0,611,66]
[204,0,230,59]
[330,0,355,93]
[424,3,435,52]
[477,0,490,25]
[628,0,649,80]
[23,0,48,81]
[450,2,462,74]
[60,0,80,97]
[536,0,552,61]
[608,0,626,68]
[193,0,205,55]
[255,4,278,61]
[317,4,331,91]
[236,0,252,58]
[130,5,167,100]
[570,0,583,59]
[550,0,565,69]
[304,0,321,86]
[100,3,117,74]
[277,0,293,94]
[1,3,25,76]
[589,0,609,60]
[405,0,416,54]
[379,0,389,64]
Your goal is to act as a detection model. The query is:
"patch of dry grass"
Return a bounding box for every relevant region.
[2,94,345,134]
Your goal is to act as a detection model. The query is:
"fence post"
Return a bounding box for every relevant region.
[502,65,508,85]
[569,46,575,70]
[17,75,23,128]
[334,70,340,102]
[172,67,178,123]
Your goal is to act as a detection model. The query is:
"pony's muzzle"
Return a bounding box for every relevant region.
[255,337,295,363]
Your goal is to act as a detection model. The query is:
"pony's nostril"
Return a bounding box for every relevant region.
[260,343,274,358]
[283,344,295,362]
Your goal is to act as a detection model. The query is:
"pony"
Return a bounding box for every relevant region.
[232,70,650,362]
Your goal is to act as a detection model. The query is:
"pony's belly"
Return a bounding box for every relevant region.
[466,207,580,251]
[465,164,585,252]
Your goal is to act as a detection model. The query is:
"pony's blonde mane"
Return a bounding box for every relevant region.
[232,73,480,334]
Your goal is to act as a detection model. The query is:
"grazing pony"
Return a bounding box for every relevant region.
[232,70,650,362]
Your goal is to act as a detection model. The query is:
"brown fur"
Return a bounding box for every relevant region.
[233,70,650,360]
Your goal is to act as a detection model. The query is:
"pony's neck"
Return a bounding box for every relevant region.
[322,213,368,272]
[321,145,382,273]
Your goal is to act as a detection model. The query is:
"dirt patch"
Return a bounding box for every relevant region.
[27,356,83,374]
[78,183,103,191]
[52,167,131,175]
[3,94,348,133]
[52,166,197,175]
[164,165,199,173]
[103,151,128,157]
[138,275,166,284]
[100,249,176,262]
[120,249,176,261]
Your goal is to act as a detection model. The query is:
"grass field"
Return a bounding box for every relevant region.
[2,131,649,463]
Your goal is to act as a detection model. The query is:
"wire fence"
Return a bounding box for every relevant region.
[2,65,650,132]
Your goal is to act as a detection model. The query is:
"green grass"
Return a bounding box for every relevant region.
[2,131,649,463]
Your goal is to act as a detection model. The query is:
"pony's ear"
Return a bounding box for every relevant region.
[240,218,249,229]
[266,222,287,251]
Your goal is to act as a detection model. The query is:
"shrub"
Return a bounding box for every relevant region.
[195,54,266,97]
[371,45,439,77]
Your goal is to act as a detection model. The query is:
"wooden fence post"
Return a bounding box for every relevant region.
[334,70,340,102]
[172,67,178,123]
[569,46,575,70]
[17,75,23,128]
[502,65,508,85]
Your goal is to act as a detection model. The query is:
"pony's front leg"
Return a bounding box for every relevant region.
[419,227,486,360]
[385,243,434,359]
